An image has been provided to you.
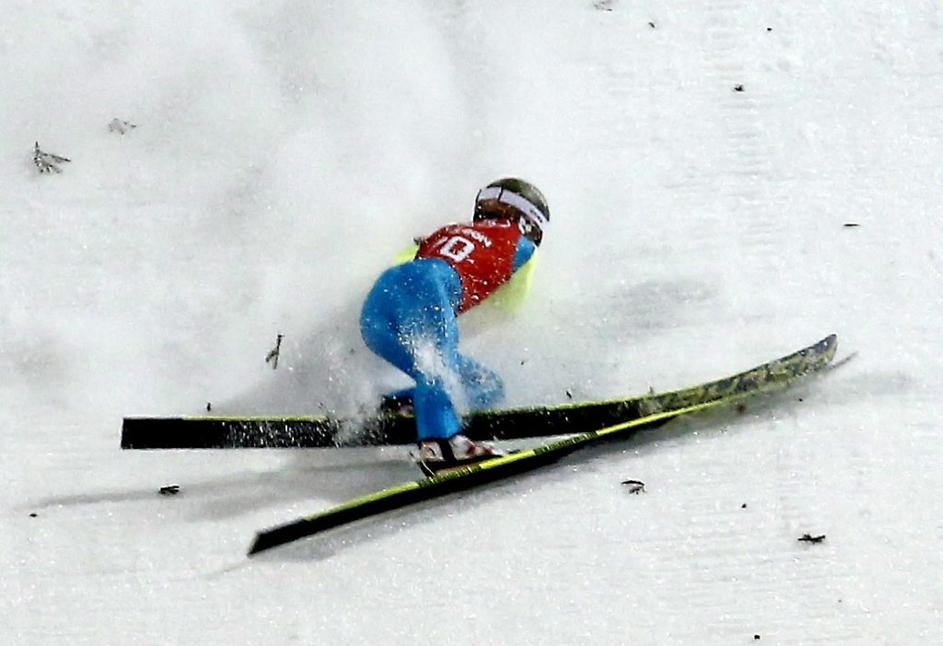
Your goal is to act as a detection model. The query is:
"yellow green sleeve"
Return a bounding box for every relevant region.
[488,251,538,311]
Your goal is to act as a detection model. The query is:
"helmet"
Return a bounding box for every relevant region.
[474,177,549,246]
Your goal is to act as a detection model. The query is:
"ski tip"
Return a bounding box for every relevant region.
[815,333,838,357]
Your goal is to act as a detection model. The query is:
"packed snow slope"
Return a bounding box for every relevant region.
[2,1,940,644]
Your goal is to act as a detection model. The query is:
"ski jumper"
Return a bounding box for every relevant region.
[360,220,536,441]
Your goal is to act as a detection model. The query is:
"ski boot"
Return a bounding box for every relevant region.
[417,434,504,477]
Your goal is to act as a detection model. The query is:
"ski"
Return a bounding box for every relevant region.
[122,334,838,450]
[248,334,839,555]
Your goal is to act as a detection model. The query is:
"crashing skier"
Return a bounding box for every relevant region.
[359,178,550,474]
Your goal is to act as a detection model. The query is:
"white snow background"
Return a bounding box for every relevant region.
[2,1,941,644]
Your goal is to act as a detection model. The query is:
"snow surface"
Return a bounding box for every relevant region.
[2,1,941,644]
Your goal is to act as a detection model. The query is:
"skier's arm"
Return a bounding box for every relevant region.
[488,237,538,311]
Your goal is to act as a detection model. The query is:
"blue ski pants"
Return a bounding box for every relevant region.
[360,258,504,441]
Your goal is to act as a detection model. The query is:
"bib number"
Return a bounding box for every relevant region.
[431,235,475,263]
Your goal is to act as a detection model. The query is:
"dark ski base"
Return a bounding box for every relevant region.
[248,334,838,555]
[122,334,838,450]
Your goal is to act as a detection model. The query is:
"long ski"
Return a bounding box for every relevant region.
[122,334,838,450]
[248,334,838,555]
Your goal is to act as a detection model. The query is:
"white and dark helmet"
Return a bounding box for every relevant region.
[474,177,550,246]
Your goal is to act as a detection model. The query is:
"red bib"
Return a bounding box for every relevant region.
[416,221,523,312]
